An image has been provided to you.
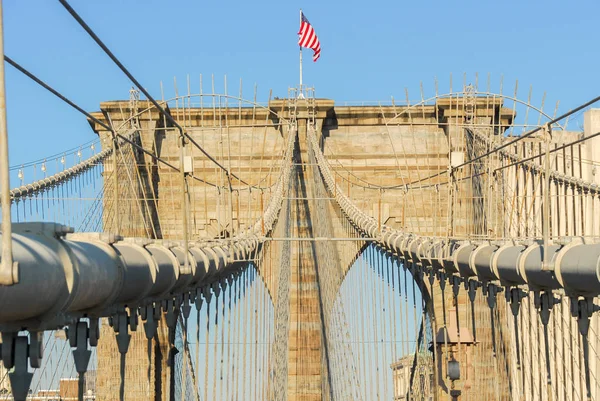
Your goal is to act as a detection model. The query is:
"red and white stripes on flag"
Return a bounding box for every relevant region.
[298,12,321,62]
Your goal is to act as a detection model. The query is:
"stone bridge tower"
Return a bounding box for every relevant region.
[90,95,523,400]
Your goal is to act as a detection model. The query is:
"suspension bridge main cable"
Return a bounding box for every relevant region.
[9,136,100,170]
[4,55,218,187]
[57,0,250,187]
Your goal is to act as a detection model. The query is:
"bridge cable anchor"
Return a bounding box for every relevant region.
[505,287,527,370]
[67,319,98,398]
[467,280,480,343]
[571,297,599,401]
[140,303,158,340]
[111,309,132,355]
[535,290,560,387]
[181,292,192,320]
[451,276,462,342]
[164,298,180,367]
[484,283,503,357]
[3,331,42,401]
[165,298,179,332]
[192,288,204,311]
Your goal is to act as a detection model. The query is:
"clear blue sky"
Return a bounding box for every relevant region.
[3,0,599,170]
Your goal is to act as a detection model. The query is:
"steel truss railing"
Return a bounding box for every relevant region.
[7,129,135,201]
[0,123,296,400]
[307,125,600,298]
[469,126,600,196]
[306,125,600,399]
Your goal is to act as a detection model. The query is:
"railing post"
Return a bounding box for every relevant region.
[542,123,552,270]
[260,189,265,236]
[378,189,382,231]
[0,0,18,285]
[112,136,119,233]
[180,131,190,272]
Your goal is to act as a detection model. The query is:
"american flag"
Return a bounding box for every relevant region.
[298,12,321,62]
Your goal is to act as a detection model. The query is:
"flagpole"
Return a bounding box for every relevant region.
[299,46,303,91]
[299,9,303,96]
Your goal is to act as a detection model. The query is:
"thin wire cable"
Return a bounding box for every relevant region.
[58,0,250,186]
[5,55,218,188]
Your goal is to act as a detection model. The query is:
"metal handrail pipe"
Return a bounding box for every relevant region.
[111,240,156,305]
[187,247,210,286]
[469,243,500,283]
[143,243,179,299]
[0,223,250,331]
[554,239,600,297]
[518,242,562,292]
[491,242,527,287]
[0,223,122,325]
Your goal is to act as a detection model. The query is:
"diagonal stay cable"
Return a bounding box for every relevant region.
[58,0,249,187]
[4,55,217,187]
[327,94,600,191]
[493,130,600,176]
[452,93,600,171]
[400,128,600,195]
